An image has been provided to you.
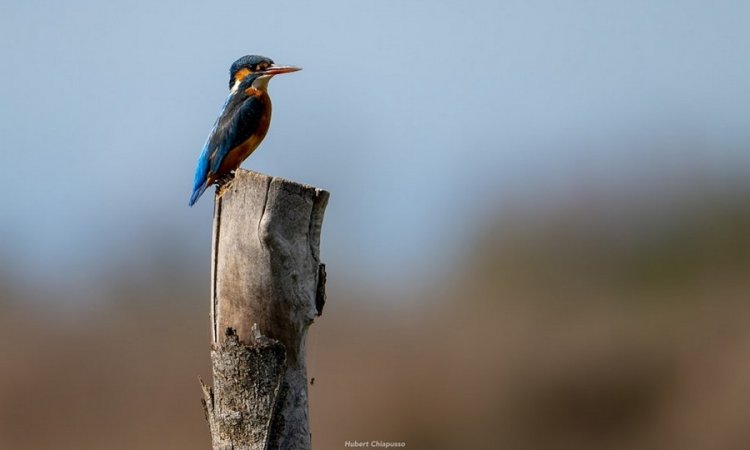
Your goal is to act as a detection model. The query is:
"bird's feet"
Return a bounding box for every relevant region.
[215,172,236,199]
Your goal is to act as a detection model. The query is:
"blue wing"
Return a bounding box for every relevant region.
[189,92,265,206]
[189,93,233,206]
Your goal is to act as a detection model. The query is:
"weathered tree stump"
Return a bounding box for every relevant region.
[201,169,329,450]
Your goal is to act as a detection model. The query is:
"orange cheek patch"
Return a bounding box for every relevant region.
[233,67,251,84]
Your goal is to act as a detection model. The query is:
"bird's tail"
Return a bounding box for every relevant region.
[189,180,209,207]
[189,149,212,207]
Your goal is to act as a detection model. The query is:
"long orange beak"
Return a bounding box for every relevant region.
[264,64,302,75]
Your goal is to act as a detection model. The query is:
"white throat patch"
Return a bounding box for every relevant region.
[252,74,272,91]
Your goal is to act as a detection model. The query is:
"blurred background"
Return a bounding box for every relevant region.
[1,1,750,449]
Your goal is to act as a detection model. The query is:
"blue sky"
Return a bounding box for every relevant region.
[1,0,749,299]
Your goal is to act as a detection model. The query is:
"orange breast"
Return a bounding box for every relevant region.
[212,108,272,182]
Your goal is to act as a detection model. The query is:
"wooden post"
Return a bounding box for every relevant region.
[200,169,329,450]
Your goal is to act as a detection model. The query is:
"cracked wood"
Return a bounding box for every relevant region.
[203,169,329,450]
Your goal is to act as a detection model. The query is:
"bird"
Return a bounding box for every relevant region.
[189,55,301,206]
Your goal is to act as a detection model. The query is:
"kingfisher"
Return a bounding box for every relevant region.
[189,55,301,206]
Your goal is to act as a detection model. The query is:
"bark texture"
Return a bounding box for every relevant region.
[202,169,329,450]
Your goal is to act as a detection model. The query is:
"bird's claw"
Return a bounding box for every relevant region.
[216,183,230,199]
[215,172,236,199]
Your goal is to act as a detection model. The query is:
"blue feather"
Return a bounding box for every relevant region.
[188,147,210,206]
[188,93,233,206]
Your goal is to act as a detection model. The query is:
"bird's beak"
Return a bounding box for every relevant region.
[264,64,302,75]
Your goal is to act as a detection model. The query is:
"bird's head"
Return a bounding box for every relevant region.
[229,55,301,92]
